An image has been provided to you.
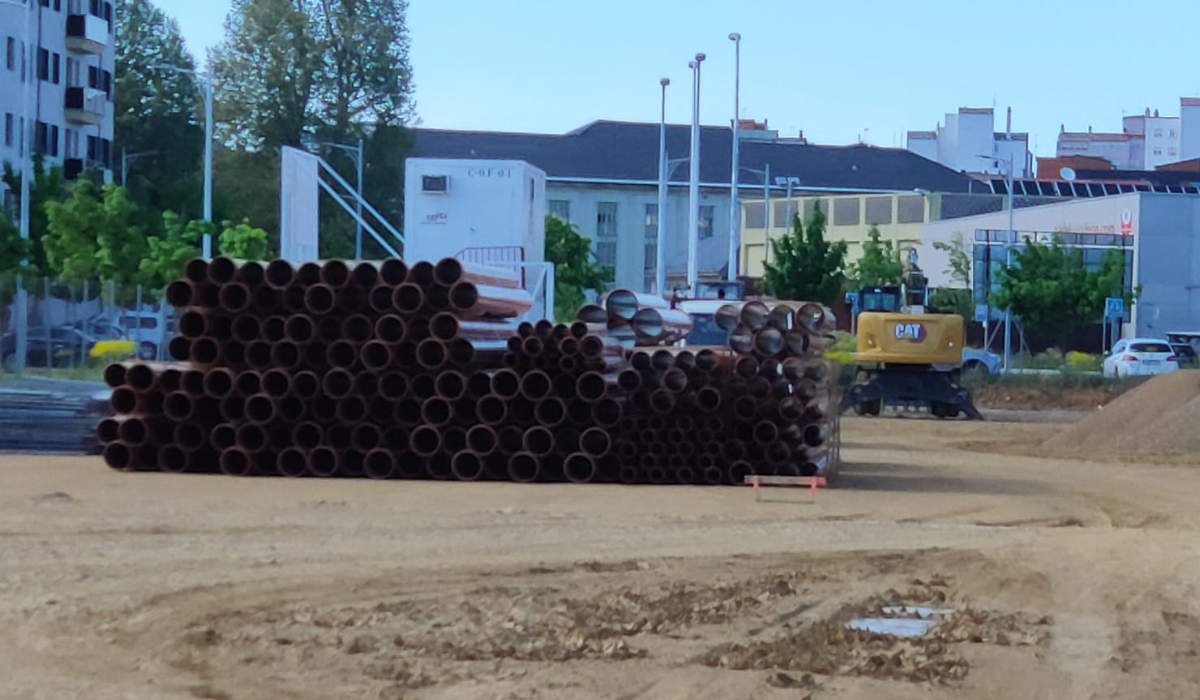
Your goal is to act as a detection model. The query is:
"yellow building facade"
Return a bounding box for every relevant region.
[739,192,932,277]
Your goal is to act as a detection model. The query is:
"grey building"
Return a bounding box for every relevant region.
[411,121,981,293]
[1,0,115,211]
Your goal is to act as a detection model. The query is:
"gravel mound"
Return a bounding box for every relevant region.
[1043,371,1200,460]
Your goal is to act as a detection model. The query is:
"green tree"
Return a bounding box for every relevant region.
[219,220,269,260]
[846,225,903,288]
[210,0,319,151]
[545,214,612,321]
[0,210,30,275]
[992,240,1134,349]
[113,0,204,218]
[2,157,66,275]
[44,181,146,287]
[929,232,974,319]
[139,211,208,291]
[761,207,847,305]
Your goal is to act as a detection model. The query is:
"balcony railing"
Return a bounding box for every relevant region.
[64,87,105,125]
[65,14,108,54]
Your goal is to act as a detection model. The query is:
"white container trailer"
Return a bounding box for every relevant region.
[403,158,546,264]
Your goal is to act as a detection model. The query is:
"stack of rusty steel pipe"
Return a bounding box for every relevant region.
[96,258,840,484]
[96,256,535,478]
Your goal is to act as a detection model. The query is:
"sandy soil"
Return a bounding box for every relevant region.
[2,415,1200,699]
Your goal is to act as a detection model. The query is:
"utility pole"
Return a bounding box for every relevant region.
[156,64,215,257]
[727,32,741,282]
[656,78,670,296]
[8,0,35,373]
[686,52,705,291]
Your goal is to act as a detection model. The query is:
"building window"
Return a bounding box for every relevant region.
[644,204,658,291]
[3,113,11,147]
[17,118,22,156]
[803,198,829,221]
[833,197,860,226]
[49,124,58,157]
[698,205,714,239]
[1153,128,1163,137]
[34,121,47,155]
[37,48,48,82]
[51,52,60,84]
[66,58,78,87]
[1168,146,1178,156]
[1153,147,1162,156]
[1169,129,1176,137]
[4,38,13,72]
[864,196,893,225]
[743,201,766,229]
[548,199,570,222]
[595,202,618,267]
[896,195,925,223]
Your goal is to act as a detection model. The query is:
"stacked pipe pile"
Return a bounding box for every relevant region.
[96,263,839,484]
[95,256,534,478]
[611,299,838,485]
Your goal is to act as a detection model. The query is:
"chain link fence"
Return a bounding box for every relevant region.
[0,273,175,375]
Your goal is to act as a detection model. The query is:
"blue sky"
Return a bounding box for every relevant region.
[158,0,1200,157]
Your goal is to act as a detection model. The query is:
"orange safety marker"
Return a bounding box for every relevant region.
[747,474,827,502]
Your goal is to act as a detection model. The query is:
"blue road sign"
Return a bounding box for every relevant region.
[1105,297,1124,318]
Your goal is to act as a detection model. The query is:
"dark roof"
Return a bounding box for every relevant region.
[410,120,980,194]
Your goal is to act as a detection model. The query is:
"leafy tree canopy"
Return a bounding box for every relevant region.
[761,207,847,305]
[992,240,1134,348]
[545,214,612,321]
[846,225,903,289]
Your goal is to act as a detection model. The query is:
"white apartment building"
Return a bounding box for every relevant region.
[1,0,115,210]
[906,106,1033,177]
[1057,100,1200,171]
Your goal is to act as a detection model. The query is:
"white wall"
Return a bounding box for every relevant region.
[907,135,937,162]
[403,158,546,264]
[1180,100,1200,161]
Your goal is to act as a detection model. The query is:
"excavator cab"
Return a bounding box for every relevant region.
[842,283,983,420]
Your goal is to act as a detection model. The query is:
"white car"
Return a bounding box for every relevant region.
[1102,338,1181,378]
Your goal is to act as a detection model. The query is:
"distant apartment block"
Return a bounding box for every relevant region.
[1057,100,1200,170]
[906,107,1032,177]
[1,0,115,209]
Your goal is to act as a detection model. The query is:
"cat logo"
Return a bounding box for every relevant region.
[893,322,927,342]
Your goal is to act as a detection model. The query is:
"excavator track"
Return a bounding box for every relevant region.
[841,367,984,420]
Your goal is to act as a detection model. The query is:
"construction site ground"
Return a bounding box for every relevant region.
[3,413,1199,700]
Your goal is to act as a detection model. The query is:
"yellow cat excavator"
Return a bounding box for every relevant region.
[842,285,983,420]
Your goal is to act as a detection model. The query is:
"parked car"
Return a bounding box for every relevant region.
[962,347,1001,376]
[116,311,168,360]
[0,326,96,372]
[1102,338,1180,378]
[1169,343,1198,369]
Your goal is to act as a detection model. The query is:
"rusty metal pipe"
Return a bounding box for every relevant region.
[241,340,270,370]
[563,452,596,483]
[662,369,688,393]
[507,451,541,483]
[219,447,256,477]
[415,338,447,370]
[630,307,694,344]
[358,340,391,371]
[409,425,442,457]
[207,256,237,285]
[590,397,622,428]
[325,340,358,369]
[696,386,722,412]
[522,426,555,456]
[448,281,534,319]
[367,284,395,313]
[307,446,340,477]
[350,423,381,452]
[752,420,779,445]
[727,460,753,485]
[477,394,509,425]
[754,327,785,357]
[102,441,139,471]
[235,422,267,452]
[304,283,336,314]
[336,396,366,422]
[253,286,281,314]
[519,370,552,400]
[319,259,350,287]
[729,325,754,354]
[371,315,406,344]
[421,397,453,426]
[274,447,307,477]
[602,289,668,321]
[378,371,409,400]
[242,393,276,424]
[449,450,486,481]
[535,397,567,427]
[648,389,675,414]
[739,301,770,330]
[157,444,191,473]
[579,426,611,457]
[218,282,251,313]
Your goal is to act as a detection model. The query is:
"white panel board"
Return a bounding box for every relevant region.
[279,147,321,263]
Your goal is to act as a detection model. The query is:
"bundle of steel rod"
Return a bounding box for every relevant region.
[97,256,532,478]
[579,289,693,346]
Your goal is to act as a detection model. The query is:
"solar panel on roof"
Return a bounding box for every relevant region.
[1118,184,1134,193]
[1184,186,1199,194]
[1103,183,1119,195]
[992,179,1007,194]
[1135,184,1151,191]
[1056,182,1074,197]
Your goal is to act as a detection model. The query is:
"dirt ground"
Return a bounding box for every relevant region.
[3,415,1200,700]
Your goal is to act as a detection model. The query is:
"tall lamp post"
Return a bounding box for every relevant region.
[4,0,35,373]
[655,78,670,296]
[686,52,705,291]
[121,149,159,185]
[727,32,741,282]
[978,153,1016,373]
[156,64,214,258]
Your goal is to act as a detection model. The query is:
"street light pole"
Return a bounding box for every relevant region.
[8,0,35,373]
[656,78,670,296]
[156,64,214,257]
[727,32,741,282]
[121,149,159,185]
[1004,151,1014,373]
[686,52,705,292]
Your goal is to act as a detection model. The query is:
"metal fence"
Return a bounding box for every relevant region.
[0,273,175,373]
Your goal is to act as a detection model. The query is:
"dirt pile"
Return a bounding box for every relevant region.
[1043,371,1200,460]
